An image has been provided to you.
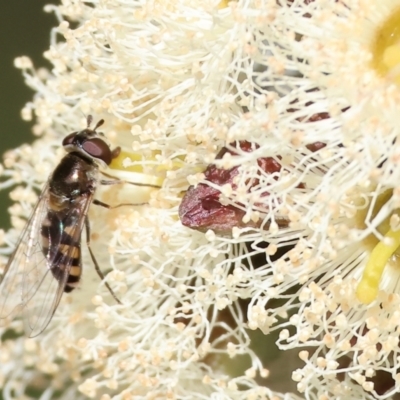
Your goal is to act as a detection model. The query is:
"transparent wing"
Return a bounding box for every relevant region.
[0,182,52,336]
[0,182,91,337]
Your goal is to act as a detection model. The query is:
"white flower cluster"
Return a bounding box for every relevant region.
[2,0,400,399]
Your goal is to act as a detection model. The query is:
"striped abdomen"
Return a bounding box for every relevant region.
[41,208,83,293]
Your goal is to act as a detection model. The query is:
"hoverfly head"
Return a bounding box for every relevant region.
[62,115,113,166]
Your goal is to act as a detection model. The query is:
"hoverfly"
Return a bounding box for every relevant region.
[0,115,149,337]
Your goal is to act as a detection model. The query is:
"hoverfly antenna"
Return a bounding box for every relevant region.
[87,114,93,127]
[93,119,105,131]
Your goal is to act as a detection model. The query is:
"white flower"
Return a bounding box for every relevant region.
[0,0,300,399]
[4,0,400,399]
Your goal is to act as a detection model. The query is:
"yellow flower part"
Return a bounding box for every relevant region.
[109,149,154,173]
[356,228,400,304]
[218,0,230,9]
[372,7,400,83]
[109,149,164,187]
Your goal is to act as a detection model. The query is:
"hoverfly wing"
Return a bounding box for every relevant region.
[22,193,92,337]
[0,182,92,337]
[0,182,52,327]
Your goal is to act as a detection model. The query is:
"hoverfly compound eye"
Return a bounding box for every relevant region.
[62,132,78,147]
[82,138,112,165]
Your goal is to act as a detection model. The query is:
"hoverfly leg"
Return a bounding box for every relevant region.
[93,199,147,209]
[99,179,124,186]
[111,146,121,159]
[100,171,161,189]
[84,217,122,305]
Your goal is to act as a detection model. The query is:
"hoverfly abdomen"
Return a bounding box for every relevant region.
[41,209,82,293]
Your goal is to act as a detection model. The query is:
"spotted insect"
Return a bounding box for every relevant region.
[0,116,138,337]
